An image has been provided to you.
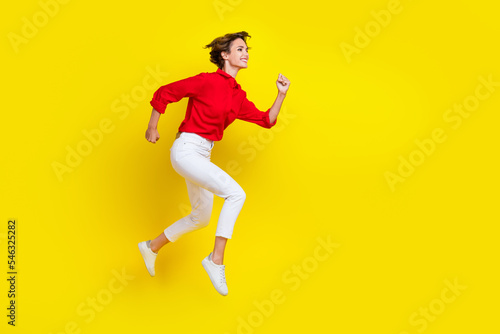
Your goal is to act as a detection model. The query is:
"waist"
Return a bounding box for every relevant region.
[175,132,214,149]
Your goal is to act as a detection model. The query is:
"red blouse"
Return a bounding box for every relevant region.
[150,68,277,141]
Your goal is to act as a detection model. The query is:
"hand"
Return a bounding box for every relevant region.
[145,128,160,143]
[276,73,290,95]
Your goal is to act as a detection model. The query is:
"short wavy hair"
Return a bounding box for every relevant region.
[204,31,251,69]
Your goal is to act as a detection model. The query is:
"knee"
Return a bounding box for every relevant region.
[231,187,246,204]
[189,209,211,228]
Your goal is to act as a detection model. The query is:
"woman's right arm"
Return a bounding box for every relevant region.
[145,108,161,143]
[145,72,207,144]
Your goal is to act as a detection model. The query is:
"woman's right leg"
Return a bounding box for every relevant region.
[138,177,212,276]
[149,231,169,254]
[150,178,214,253]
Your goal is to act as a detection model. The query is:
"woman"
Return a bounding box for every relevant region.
[138,31,290,296]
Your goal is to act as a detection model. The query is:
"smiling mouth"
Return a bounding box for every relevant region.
[241,59,248,63]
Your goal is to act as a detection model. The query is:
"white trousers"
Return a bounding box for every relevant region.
[164,132,246,242]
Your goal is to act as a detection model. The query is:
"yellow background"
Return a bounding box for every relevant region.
[1,0,499,333]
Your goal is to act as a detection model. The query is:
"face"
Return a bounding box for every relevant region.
[222,38,249,69]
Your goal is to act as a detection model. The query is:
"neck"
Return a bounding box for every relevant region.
[222,64,239,78]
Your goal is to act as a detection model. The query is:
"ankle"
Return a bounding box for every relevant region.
[211,254,223,265]
[149,241,159,254]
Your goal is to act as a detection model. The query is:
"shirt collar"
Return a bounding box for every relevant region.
[216,68,240,89]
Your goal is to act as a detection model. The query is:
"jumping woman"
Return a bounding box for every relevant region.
[138,31,290,296]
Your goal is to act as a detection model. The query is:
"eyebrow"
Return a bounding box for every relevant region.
[236,45,250,49]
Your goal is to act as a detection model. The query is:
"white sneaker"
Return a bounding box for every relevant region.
[202,252,228,296]
[138,240,157,277]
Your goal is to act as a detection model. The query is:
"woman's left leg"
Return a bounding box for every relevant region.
[211,236,227,265]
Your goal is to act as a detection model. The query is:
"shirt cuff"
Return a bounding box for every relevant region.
[150,100,166,114]
[265,109,277,128]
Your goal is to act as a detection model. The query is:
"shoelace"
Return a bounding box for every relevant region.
[219,266,226,285]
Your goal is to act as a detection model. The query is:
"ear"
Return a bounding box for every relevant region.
[221,51,227,60]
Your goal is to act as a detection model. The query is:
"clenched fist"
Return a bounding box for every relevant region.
[276,73,290,95]
[146,128,160,143]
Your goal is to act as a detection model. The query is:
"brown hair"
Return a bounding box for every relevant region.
[204,31,251,69]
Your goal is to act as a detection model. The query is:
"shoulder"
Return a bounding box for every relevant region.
[201,71,218,78]
[190,71,219,83]
[177,71,211,86]
[190,71,210,79]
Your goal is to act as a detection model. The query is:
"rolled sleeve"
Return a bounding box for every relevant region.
[237,95,277,128]
[150,73,207,114]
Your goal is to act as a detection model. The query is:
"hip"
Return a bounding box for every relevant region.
[170,132,214,161]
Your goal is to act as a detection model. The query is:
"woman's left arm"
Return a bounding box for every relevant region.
[269,73,291,124]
